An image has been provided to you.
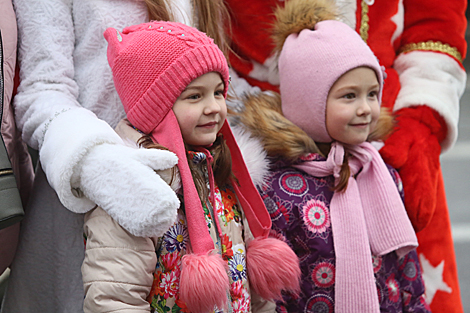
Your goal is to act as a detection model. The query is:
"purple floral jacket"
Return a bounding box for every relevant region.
[258,154,431,313]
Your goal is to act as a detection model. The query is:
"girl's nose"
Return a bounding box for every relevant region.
[357,97,372,115]
[204,96,221,114]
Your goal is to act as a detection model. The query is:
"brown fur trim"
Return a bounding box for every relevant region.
[368,107,395,142]
[272,0,337,55]
[237,92,321,162]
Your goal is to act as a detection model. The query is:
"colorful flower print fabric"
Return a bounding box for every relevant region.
[147,152,251,313]
[259,154,430,313]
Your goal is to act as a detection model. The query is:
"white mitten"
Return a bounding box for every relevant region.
[73,143,180,237]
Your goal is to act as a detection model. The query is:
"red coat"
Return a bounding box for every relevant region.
[226,0,467,312]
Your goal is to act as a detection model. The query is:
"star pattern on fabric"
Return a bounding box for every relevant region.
[390,0,404,43]
[419,253,452,305]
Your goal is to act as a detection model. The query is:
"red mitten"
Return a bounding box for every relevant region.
[380,106,447,232]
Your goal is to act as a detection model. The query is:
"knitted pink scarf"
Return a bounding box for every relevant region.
[294,142,417,312]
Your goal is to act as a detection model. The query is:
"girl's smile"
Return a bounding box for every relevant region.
[172,72,227,146]
[325,67,380,145]
[198,121,218,128]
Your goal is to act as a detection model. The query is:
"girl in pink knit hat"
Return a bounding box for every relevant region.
[235,1,430,312]
[80,20,300,313]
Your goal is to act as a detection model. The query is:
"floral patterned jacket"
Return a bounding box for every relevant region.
[147,151,252,313]
[259,155,430,313]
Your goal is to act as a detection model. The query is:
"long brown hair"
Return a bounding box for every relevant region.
[138,134,234,202]
[144,0,231,58]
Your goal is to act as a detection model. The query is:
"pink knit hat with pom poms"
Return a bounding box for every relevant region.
[105,21,300,312]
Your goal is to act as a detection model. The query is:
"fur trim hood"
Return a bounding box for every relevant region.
[236,92,321,164]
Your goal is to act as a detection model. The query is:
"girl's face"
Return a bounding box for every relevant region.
[173,72,227,146]
[325,67,380,145]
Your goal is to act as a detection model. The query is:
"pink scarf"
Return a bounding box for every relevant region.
[293,142,417,312]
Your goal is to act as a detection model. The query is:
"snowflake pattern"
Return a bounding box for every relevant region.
[387,274,400,302]
[259,159,429,313]
[311,261,335,288]
[402,259,418,281]
[279,172,309,196]
[372,255,383,273]
[302,199,330,235]
[304,294,334,313]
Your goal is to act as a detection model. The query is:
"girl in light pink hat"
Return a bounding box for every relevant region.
[80,20,300,313]
[236,0,429,312]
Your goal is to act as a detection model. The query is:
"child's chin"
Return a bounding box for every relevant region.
[187,136,216,147]
[339,137,368,146]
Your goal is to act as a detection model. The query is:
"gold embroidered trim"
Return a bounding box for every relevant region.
[0,169,13,176]
[360,0,369,42]
[399,41,463,63]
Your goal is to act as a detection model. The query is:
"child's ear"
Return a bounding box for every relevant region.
[368,107,395,142]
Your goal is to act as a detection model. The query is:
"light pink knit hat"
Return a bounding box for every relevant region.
[279,20,384,143]
[105,21,300,312]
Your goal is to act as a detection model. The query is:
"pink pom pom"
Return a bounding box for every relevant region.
[179,251,229,313]
[246,237,301,300]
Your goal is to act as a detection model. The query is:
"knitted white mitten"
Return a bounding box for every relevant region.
[74,143,179,237]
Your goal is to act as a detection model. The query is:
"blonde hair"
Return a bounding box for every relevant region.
[144,0,230,58]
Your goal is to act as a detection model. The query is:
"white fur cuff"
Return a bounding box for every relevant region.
[393,51,467,151]
[39,108,123,213]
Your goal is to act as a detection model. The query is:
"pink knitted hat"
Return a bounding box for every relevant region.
[279,20,384,143]
[105,21,300,312]
[105,21,229,131]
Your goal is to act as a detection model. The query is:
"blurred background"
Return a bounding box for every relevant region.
[441,41,470,313]
[0,6,469,311]
[440,6,470,311]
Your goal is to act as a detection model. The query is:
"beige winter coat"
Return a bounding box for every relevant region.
[81,119,275,313]
[81,120,177,312]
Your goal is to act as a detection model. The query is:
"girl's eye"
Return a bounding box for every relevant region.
[368,90,379,98]
[342,93,355,99]
[186,93,201,100]
[214,89,224,97]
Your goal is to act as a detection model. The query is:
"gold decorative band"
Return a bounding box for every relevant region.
[399,41,463,63]
[360,0,369,43]
[0,169,14,176]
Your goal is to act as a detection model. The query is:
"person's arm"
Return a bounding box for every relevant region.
[12,0,180,237]
[380,0,467,231]
[13,0,122,210]
[82,207,157,313]
[393,0,467,151]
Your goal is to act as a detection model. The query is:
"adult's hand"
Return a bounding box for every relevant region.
[380,106,446,232]
[74,143,180,237]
